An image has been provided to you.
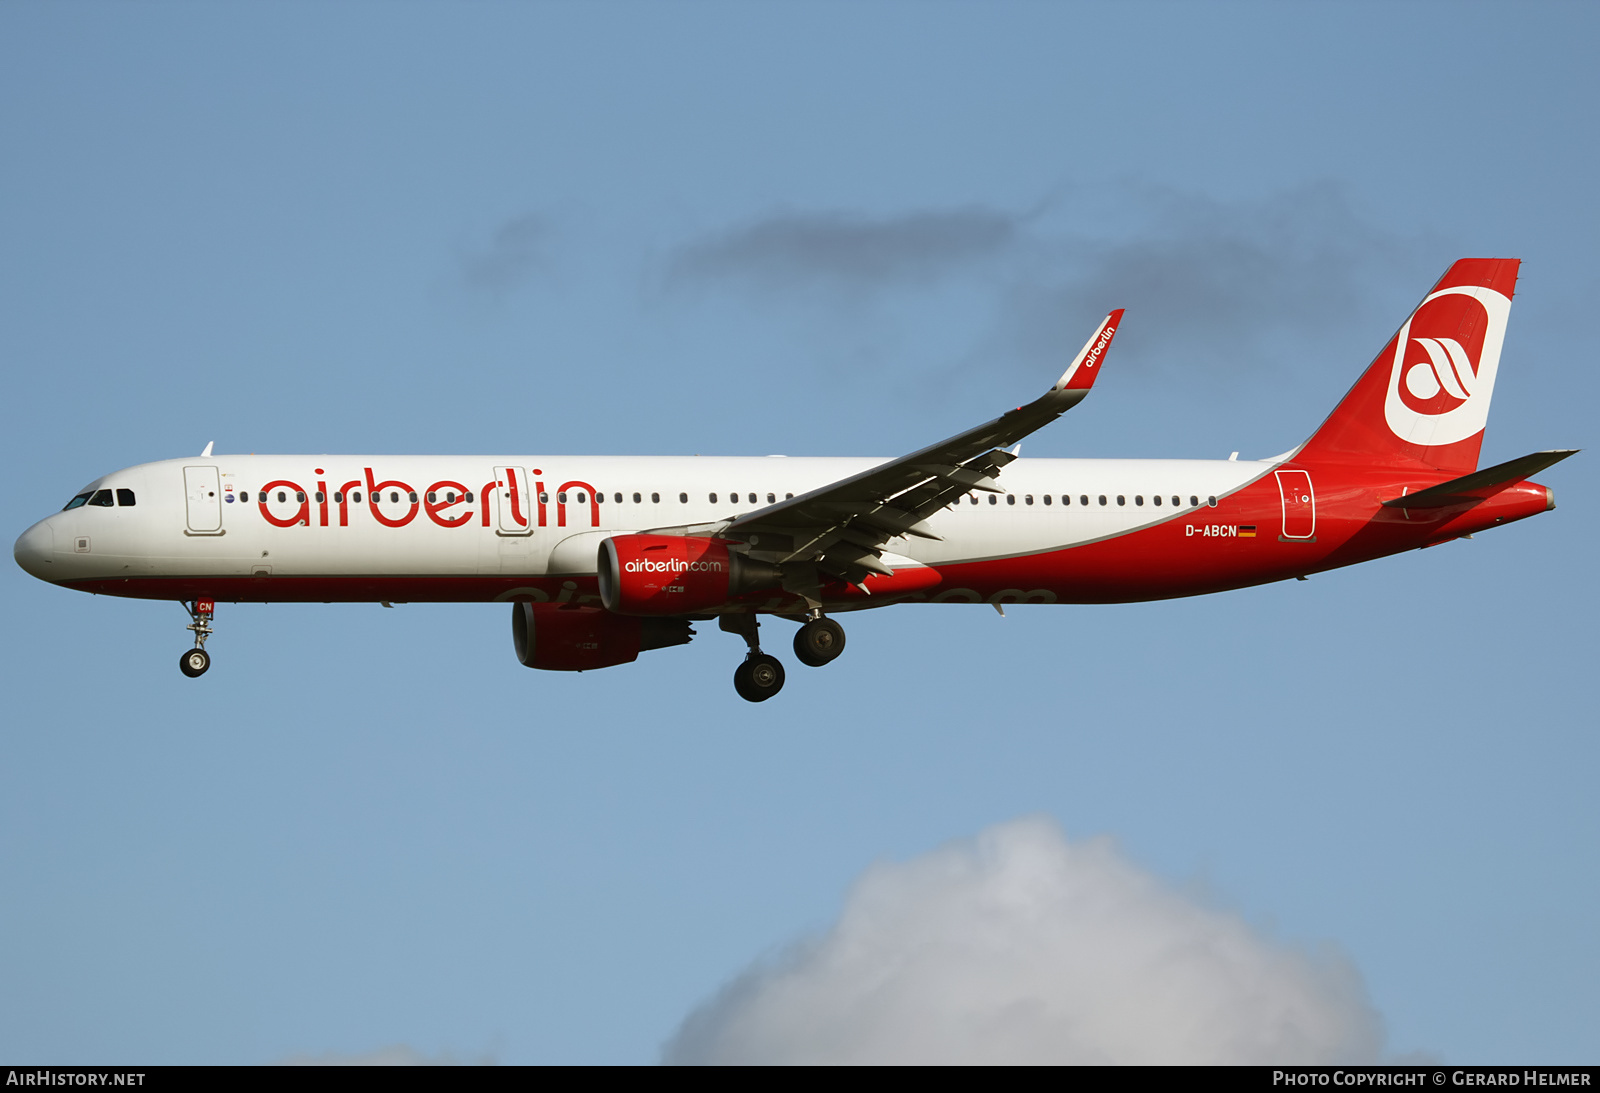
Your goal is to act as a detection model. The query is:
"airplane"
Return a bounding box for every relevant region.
[12,258,1575,702]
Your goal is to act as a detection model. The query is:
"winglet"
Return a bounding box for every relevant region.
[200,441,214,458]
[1054,309,1124,392]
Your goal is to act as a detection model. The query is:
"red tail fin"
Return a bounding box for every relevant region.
[1297,258,1519,475]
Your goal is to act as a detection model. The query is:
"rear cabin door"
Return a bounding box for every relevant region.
[494,466,535,536]
[1275,469,1316,541]
[183,466,223,534]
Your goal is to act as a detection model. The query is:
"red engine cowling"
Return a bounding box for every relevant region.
[511,603,693,672]
[598,535,782,615]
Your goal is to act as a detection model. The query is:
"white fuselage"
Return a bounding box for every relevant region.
[27,454,1269,594]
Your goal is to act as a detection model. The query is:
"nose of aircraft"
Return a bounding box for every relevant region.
[14,519,56,580]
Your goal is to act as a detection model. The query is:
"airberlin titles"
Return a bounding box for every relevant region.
[242,467,600,530]
[1072,318,1117,383]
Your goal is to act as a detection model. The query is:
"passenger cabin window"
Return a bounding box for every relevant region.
[296,492,306,503]
[407,492,417,503]
[614,493,622,503]
[1135,495,1144,506]
[116,489,136,506]
[633,492,642,503]
[767,493,775,503]
[786,493,794,499]
[1081,495,1089,506]
[1043,494,1052,505]
[1097,495,1106,506]
[709,493,718,503]
[679,493,688,503]
[576,492,586,504]
[1208,496,1218,507]
[315,491,325,503]
[651,492,660,503]
[1025,494,1034,505]
[1117,495,1126,506]
[1190,495,1199,507]
[748,492,757,504]
[988,494,997,505]
[1171,495,1180,506]
[352,492,362,503]
[1153,495,1162,506]
[1006,494,1016,505]
[277,491,287,503]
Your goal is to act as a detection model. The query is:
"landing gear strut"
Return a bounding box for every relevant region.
[721,615,785,702]
[793,613,846,667]
[179,599,215,678]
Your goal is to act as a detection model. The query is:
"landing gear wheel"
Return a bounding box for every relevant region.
[734,653,786,702]
[793,617,846,667]
[179,648,211,678]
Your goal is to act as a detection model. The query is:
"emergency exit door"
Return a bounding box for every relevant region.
[1275,469,1316,541]
[494,466,535,535]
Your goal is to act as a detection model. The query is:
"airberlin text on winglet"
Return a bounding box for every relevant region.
[1057,309,1123,390]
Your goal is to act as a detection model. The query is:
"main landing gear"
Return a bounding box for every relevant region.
[721,611,848,702]
[722,615,785,702]
[793,615,846,667]
[179,599,215,678]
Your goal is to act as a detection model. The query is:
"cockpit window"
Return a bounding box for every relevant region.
[63,492,93,510]
[116,489,136,507]
[87,490,114,507]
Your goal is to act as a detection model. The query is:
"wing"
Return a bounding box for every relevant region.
[711,309,1124,600]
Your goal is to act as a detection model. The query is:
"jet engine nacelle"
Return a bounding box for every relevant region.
[598,534,782,615]
[511,602,692,672]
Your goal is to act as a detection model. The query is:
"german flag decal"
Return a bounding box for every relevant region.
[1237,525,1257,538]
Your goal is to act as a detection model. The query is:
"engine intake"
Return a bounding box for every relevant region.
[511,603,692,672]
[598,535,782,615]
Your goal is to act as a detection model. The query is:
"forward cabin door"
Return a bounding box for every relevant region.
[1275,469,1316,541]
[494,466,535,536]
[183,466,223,534]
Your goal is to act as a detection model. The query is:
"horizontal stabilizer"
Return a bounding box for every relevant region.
[1382,449,1578,509]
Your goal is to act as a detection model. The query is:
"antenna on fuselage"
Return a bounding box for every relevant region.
[200,441,214,458]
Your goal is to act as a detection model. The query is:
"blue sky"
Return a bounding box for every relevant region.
[2,1,1595,1064]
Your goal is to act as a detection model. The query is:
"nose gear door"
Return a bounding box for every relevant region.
[183,466,223,534]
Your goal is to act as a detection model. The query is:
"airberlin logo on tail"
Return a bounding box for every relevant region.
[1383,286,1511,447]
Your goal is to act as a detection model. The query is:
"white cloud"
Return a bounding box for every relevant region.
[664,816,1385,1065]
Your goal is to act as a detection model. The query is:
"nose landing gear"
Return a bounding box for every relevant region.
[721,615,785,702]
[179,599,215,678]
